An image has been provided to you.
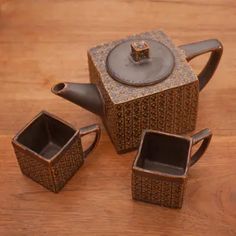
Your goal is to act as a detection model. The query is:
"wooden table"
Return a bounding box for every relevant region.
[0,0,235,235]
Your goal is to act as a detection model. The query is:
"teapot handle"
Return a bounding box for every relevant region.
[179,39,223,91]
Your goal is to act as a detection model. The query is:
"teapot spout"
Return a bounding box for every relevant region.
[51,82,104,117]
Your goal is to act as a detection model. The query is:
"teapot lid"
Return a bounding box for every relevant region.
[106,39,175,87]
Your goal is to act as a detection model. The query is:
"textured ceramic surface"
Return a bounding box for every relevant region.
[13,135,83,193]
[132,129,212,208]
[88,30,198,104]
[52,30,222,154]
[12,111,100,192]
[88,30,199,153]
[132,169,186,208]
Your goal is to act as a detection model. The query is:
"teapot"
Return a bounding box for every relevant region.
[51,30,222,153]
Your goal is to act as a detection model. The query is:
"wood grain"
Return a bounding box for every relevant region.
[0,0,235,235]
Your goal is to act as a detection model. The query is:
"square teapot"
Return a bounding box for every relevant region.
[52,30,222,153]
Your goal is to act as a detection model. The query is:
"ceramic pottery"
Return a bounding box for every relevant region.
[12,111,100,192]
[51,30,222,153]
[132,128,212,208]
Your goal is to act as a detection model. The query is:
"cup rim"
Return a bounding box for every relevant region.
[132,129,193,178]
[12,110,79,163]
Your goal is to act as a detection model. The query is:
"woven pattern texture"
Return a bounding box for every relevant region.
[88,30,199,153]
[132,172,186,208]
[13,137,84,192]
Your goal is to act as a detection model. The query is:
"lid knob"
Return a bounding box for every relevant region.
[131,40,150,62]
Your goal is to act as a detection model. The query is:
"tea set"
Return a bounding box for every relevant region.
[12,30,223,208]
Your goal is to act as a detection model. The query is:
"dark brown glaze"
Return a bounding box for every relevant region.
[79,124,101,158]
[132,128,212,208]
[51,82,104,116]
[12,111,101,192]
[12,111,79,160]
[106,39,175,87]
[179,39,223,91]
[51,30,222,154]
[190,128,212,166]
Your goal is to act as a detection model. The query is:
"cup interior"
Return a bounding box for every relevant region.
[136,131,190,176]
[15,112,76,159]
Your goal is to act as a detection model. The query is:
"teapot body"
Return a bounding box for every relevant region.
[52,30,222,154]
[88,30,200,153]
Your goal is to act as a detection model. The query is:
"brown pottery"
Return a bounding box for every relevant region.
[12,111,101,192]
[132,128,212,208]
[51,30,222,153]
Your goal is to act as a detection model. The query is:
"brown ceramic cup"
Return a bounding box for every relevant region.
[132,128,212,208]
[12,111,101,193]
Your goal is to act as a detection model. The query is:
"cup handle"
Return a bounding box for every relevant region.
[79,124,101,159]
[179,39,223,91]
[190,128,212,167]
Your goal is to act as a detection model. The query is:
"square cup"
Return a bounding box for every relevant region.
[132,129,212,208]
[12,111,100,192]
